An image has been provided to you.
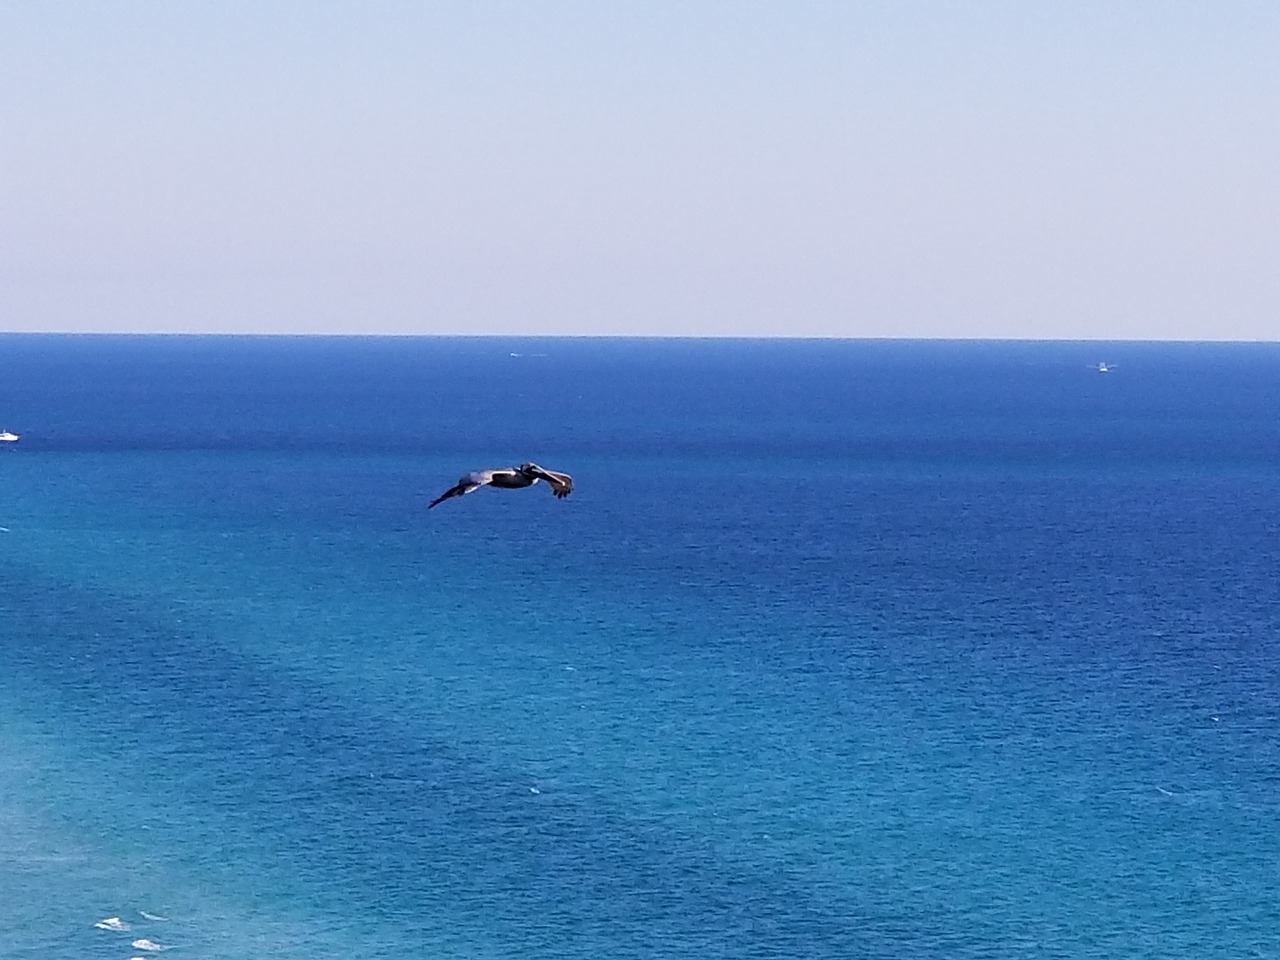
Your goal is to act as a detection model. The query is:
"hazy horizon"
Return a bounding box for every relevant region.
[4,2,1277,340]
[5,331,1278,346]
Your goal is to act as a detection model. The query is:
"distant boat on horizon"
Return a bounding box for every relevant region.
[1094,362,1114,373]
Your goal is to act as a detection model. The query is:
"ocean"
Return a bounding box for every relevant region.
[1,335,1277,959]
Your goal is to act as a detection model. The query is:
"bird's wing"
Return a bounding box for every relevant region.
[529,466,573,499]
[427,471,493,509]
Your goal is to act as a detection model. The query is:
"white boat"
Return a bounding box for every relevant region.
[0,431,19,443]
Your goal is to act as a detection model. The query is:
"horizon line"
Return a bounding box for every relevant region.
[2,330,1278,345]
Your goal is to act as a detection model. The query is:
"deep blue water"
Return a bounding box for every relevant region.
[1,335,1278,959]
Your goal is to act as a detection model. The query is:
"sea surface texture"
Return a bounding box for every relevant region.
[1,335,1277,960]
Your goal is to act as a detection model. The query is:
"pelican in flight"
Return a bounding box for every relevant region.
[428,462,573,509]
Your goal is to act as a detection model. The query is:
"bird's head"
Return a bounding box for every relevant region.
[519,462,542,475]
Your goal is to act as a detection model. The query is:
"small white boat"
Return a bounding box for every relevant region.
[0,430,19,443]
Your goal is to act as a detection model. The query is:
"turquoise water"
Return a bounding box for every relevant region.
[2,336,1278,958]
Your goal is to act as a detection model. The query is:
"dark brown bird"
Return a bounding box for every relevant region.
[428,462,573,509]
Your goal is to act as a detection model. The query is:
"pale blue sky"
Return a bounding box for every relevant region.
[2,1,1277,337]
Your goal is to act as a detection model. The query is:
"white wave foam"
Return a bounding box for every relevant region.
[131,938,166,951]
[139,911,169,922]
[95,917,129,931]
